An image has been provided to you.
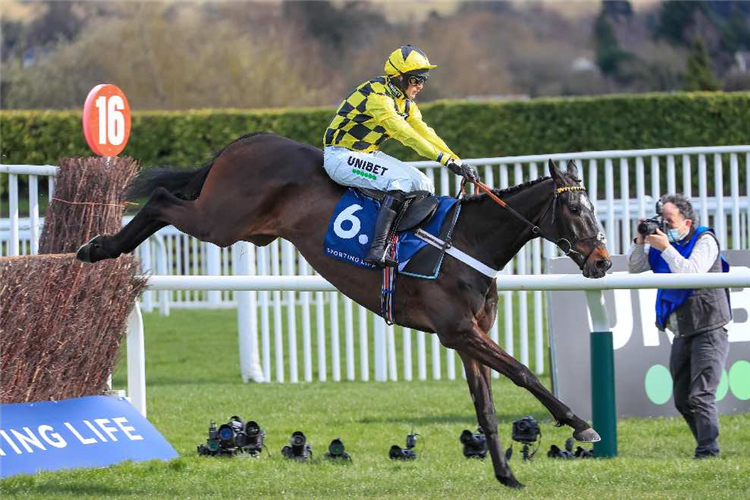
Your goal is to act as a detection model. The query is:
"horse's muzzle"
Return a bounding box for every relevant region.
[582,246,611,279]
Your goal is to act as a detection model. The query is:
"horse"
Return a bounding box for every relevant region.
[77,132,612,488]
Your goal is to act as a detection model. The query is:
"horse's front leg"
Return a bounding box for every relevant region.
[458,351,523,489]
[440,321,600,443]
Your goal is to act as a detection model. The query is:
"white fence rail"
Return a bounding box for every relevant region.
[122,270,750,416]
[3,145,749,380]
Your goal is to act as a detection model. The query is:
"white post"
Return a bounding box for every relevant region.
[282,241,298,383]
[9,173,19,256]
[345,297,355,380]
[699,155,709,227]
[257,246,272,382]
[682,155,692,199]
[387,323,398,381]
[417,330,427,381]
[605,159,616,254]
[206,243,222,307]
[375,318,386,381]
[235,242,265,382]
[140,239,154,313]
[359,305,369,381]
[403,328,412,381]
[29,175,39,254]
[666,155,676,195]
[431,335,441,380]
[330,291,340,381]
[315,290,325,382]
[620,158,631,248]
[714,154,726,248]
[127,302,146,417]
[636,157,646,219]
[730,154,741,250]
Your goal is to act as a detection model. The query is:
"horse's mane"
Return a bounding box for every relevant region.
[461,176,551,204]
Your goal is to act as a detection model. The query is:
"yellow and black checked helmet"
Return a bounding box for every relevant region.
[384,45,437,77]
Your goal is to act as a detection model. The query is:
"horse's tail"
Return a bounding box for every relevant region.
[125,163,213,201]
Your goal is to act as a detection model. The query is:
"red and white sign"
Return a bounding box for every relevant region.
[82,84,131,157]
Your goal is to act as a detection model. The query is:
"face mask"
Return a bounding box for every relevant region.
[667,228,684,243]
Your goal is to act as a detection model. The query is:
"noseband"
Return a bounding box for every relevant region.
[470,180,603,270]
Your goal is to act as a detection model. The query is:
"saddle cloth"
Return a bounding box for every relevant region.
[324,189,460,278]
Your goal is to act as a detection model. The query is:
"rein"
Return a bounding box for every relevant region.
[464,178,595,268]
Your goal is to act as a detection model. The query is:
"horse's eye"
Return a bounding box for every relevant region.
[569,205,580,214]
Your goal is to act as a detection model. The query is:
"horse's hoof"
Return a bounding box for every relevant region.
[76,236,107,263]
[574,427,601,443]
[498,475,524,489]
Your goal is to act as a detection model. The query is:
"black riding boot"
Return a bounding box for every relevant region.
[365,195,399,267]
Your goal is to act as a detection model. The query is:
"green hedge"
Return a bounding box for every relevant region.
[1,92,749,168]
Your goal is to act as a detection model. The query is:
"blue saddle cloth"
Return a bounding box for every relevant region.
[324,189,459,276]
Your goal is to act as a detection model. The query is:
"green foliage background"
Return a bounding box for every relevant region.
[2,92,749,168]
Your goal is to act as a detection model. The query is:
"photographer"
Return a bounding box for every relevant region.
[628,194,731,459]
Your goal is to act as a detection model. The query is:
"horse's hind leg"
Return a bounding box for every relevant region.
[77,187,202,263]
[458,352,522,489]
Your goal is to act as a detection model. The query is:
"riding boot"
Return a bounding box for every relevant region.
[365,195,399,267]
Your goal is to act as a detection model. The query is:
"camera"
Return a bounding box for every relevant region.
[281,431,313,461]
[637,200,667,236]
[389,433,418,460]
[511,415,540,444]
[324,438,351,461]
[197,416,265,457]
[547,437,574,459]
[460,427,487,459]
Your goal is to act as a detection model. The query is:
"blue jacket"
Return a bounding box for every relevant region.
[648,227,729,330]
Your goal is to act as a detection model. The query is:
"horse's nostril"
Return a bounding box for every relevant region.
[596,259,609,270]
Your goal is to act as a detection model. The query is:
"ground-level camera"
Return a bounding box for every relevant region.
[507,415,542,461]
[281,431,313,461]
[197,416,265,457]
[460,426,487,459]
[389,432,419,460]
[324,438,351,461]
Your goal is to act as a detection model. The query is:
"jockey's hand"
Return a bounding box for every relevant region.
[447,160,479,183]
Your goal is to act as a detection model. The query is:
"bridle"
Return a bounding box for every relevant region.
[465,179,604,270]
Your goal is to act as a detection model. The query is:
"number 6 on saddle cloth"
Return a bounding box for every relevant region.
[323,188,460,280]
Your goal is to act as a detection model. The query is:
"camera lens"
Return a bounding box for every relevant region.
[246,421,260,437]
[218,425,234,441]
[291,431,306,447]
[329,439,344,456]
[460,430,474,445]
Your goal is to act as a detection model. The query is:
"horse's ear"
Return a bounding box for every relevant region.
[566,159,579,179]
[548,159,563,183]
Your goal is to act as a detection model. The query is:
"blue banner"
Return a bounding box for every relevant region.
[0,396,178,477]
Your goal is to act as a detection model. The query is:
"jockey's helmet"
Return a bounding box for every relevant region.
[384,45,436,93]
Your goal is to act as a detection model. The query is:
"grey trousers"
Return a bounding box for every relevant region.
[669,327,730,457]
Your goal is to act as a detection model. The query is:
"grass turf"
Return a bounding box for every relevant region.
[2,309,748,499]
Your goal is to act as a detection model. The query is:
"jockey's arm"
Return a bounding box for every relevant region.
[406,103,459,161]
[368,94,457,166]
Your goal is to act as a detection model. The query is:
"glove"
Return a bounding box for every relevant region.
[447,159,479,183]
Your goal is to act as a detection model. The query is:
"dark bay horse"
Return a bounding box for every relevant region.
[78,132,611,488]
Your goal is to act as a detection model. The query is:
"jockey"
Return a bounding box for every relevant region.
[323,45,479,267]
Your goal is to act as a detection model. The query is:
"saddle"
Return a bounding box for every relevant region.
[357,188,439,232]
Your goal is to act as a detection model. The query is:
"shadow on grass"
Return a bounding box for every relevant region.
[359,411,551,426]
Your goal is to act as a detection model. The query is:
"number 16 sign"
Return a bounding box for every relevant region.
[82,84,131,157]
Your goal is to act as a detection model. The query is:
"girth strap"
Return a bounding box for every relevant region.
[414,229,501,279]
